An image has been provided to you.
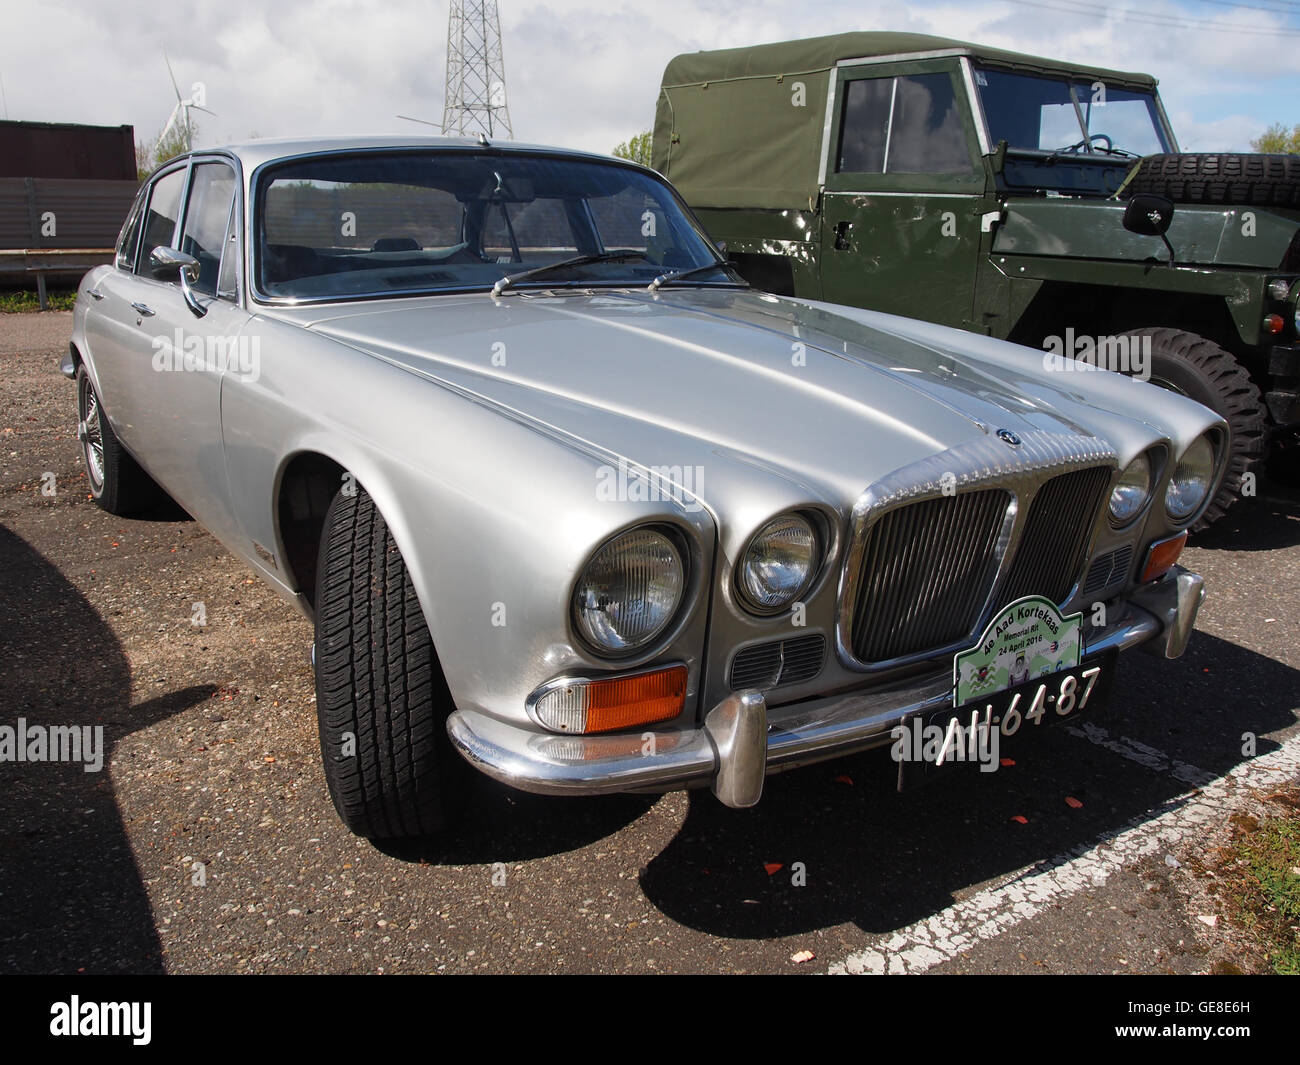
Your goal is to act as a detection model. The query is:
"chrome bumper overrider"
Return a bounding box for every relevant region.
[446,567,1204,810]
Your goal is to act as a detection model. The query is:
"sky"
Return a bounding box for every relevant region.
[1,0,1297,158]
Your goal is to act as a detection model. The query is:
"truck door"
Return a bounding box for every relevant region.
[819,59,991,331]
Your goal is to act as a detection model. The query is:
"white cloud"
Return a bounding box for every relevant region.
[1,0,1295,156]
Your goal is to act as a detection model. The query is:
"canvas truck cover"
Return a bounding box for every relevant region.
[653,32,1158,211]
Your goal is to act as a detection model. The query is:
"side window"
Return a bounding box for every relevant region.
[115,189,146,271]
[838,72,972,175]
[180,163,238,298]
[138,168,186,274]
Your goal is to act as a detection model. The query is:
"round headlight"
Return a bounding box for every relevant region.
[737,513,818,613]
[1166,436,1216,521]
[573,528,685,654]
[1109,454,1152,525]
[1266,277,1292,302]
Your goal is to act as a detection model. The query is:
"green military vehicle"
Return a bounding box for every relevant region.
[652,32,1300,527]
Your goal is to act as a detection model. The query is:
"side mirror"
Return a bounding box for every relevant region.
[149,245,200,282]
[1122,193,1177,265]
[148,246,207,317]
[1122,194,1174,236]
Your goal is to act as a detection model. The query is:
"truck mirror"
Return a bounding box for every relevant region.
[1123,194,1174,237]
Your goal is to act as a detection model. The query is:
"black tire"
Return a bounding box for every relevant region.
[1117,328,1265,530]
[75,365,167,516]
[1125,153,1300,209]
[313,483,460,839]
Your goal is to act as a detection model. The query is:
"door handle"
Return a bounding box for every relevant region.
[130,301,155,317]
[88,288,105,301]
[833,220,853,251]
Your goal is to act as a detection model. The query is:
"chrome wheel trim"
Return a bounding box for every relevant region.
[79,378,105,492]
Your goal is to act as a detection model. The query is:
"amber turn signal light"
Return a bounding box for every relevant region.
[1140,531,1188,583]
[531,665,688,734]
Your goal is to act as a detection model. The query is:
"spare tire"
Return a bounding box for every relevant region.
[1125,153,1300,209]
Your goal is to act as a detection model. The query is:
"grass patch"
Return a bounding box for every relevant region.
[1216,790,1300,975]
[0,288,78,313]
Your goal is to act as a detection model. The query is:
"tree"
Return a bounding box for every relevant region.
[135,122,199,179]
[612,131,653,168]
[1251,123,1300,154]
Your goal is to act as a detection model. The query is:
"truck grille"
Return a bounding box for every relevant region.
[847,466,1111,666]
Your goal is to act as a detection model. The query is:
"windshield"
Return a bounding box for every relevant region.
[974,65,1172,159]
[254,150,730,301]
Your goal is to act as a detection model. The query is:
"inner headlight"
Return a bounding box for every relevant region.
[1109,454,1152,525]
[1166,436,1216,521]
[573,527,685,655]
[737,513,818,613]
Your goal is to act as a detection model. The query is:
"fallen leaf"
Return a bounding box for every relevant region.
[1000,758,1015,767]
[1065,796,1083,809]
[1010,815,1028,825]
[763,862,783,876]
[833,774,853,786]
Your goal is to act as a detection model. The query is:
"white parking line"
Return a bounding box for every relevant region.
[1066,721,1216,787]
[828,730,1300,975]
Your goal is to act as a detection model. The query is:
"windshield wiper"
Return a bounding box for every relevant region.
[647,260,742,292]
[490,251,651,297]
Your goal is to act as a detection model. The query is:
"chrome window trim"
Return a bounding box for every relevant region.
[835,430,1118,673]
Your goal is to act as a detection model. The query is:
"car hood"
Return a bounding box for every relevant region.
[281,287,1154,504]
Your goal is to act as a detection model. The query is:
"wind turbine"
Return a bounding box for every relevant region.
[158,50,215,151]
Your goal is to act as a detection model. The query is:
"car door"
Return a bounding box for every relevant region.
[819,59,992,330]
[117,158,251,543]
[84,164,186,451]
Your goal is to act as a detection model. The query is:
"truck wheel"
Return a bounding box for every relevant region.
[76,365,168,516]
[313,482,461,839]
[1125,153,1300,209]
[1118,328,1265,530]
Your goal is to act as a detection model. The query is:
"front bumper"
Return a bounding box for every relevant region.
[447,567,1205,809]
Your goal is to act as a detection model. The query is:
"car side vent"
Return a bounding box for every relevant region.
[729,634,826,691]
[1083,543,1135,597]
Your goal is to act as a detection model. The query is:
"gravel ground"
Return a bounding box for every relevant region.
[1,309,1297,974]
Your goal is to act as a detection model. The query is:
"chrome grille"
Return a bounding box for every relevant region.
[730,633,826,691]
[997,466,1112,608]
[849,489,1009,663]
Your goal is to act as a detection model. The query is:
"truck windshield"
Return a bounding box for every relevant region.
[974,65,1172,159]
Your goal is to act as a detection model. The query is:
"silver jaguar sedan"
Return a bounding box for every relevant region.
[68,136,1223,839]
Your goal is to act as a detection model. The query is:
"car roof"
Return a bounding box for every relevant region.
[181,135,640,175]
[661,31,1158,88]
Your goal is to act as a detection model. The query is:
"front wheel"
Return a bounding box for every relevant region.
[1117,328,1265,530]
[313,483,462,839]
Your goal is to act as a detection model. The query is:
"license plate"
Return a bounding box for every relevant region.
[895,593,1112,790]
[895,655,1114,789]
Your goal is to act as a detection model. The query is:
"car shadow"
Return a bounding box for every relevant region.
[0,524,212,973]
[636,630,1298,940]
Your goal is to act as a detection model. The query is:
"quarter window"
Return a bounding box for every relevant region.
[115,189,146,271]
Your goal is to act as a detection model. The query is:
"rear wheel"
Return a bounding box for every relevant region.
[1117,328,1265,530]
[76,365,167,515]
[313,482,461,839]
